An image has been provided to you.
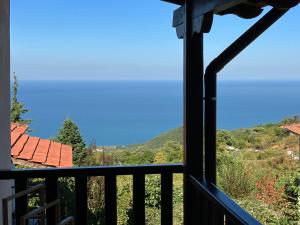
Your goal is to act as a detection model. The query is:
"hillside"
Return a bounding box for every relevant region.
[135,116,299,154]
[94,117,300,224]
[140,127,183,150]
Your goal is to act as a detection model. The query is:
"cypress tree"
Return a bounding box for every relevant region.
[55,118,86,165]
[10,73,30,124]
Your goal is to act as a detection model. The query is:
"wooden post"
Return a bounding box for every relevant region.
[183,1,205,224]
[0,1,12,225]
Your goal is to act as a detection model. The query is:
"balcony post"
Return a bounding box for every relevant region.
[0,1,12,225]
[183,0,205,224]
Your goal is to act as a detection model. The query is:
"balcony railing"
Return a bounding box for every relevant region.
[0,164,261,225]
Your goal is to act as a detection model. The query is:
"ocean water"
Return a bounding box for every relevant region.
[17,80,300,145]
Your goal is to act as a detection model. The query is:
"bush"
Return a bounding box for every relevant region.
[217,153,253,199]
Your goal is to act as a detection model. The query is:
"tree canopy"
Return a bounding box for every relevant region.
[54,118,86,165]
[11,74,30,124]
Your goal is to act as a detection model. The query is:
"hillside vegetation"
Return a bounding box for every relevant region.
[53,117,299,225]
[106,117,299,224]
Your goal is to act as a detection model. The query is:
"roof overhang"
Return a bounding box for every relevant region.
[163,0,300,19]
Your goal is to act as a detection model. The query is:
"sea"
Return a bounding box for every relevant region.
[17,80,300,146]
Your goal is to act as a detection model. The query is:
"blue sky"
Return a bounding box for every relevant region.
[11,0,300,80]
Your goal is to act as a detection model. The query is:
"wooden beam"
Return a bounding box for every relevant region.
[0,1,11,225]
[0,0,11,170]
[183,1,205,225]
[162,0,185,5]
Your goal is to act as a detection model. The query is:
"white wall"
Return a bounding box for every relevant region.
[0,1,12,224]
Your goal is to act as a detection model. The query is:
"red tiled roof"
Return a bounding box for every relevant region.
[10,123,73,167]
[281,123,300,136]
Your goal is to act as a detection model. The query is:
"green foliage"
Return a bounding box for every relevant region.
[217,152,254,199]
[117,176,133,225]
[145,175,161,208]
[10,74,31,124]
[160,141,183,163]
[282,170,300,223]
[238,198,282,224]
[54,118,86,165]
[114,148,155,165]
[280,115,300,125]
[130,127,183,151]
[17,117,300,224]
[217,130,238,148]
[58,177,75,218]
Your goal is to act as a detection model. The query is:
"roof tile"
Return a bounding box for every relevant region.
[18,137,40,160]
[59,145,73,167]
[282,123,300,136]
[10,123,72,167]
[30,139,51,163]
[44,142,62,167]
[11,134,29,156]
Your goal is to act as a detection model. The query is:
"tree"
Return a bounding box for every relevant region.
[11,73,30,124]
[54,118,86,165]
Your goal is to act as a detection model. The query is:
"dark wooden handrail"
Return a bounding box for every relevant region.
[0,164,184,179]
[189,175,262,225]
[0,164,262,225]
[0,164,183,225]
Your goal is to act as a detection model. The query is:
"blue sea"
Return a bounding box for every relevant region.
[17,80,300,145]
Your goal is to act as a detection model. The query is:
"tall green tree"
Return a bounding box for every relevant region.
[55,118,86,165]
[11,73,30,124]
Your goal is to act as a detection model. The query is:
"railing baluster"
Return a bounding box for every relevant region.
[209,206,224,225]
[161,173,173,225]
[15,177,28,225]
[225,216,236,225]
[105,175,117,225]
[75,176,87,225]
[45,177,59,225]
[133,174,145,225]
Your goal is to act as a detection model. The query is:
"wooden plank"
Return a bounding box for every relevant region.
[105,175,117,225]
[161,173,173,225]
[75,176,87,225]
[133,174,145,225]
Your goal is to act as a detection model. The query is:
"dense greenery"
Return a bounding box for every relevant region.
[54,118,86,165]
[30,117,299,224]
[109,117,299,225]
[10,74,31,124]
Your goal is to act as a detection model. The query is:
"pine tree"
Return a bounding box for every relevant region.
[10,73,31,124]
[55,118,86,165]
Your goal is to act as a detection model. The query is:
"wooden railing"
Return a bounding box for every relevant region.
[0,164,261,225]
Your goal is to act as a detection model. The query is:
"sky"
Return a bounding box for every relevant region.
[11,0,300,81]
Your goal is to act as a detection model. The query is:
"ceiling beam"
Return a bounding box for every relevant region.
[161,0,184,5]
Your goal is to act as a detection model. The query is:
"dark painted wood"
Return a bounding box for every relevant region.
[105,175,117,225]
[161,173,173,225]
[205,8,288,75]
[209,205,225,225]
[225,217,236,225]
[205,71,217,184]
[45,177,59,225]
[75,176,87,225]
[183,0,205,224]
[133,174,145,225]
[15,177,28,225]
[204,8,288,185]
[0,164,183,179]
[189,175,261,225]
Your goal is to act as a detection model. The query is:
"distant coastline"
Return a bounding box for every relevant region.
[17,80,300,145]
